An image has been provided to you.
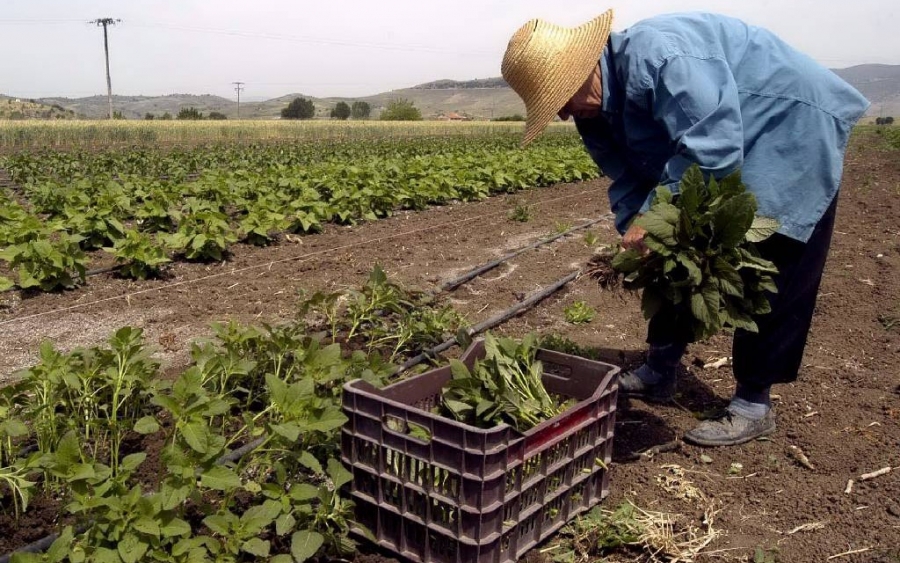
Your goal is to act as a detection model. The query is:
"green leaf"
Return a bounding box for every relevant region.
[0,276,13,291]
[327,458,353,489]
[711,192,756,248]
[133,416,160,435]
[746,216,780,243]
[159,517,192,538]
[202,513,233,536]
[200,466,242,491]
[181,422,210,454]
[636,202,680,246]
[270,422,301,442]
[45,526,75,563]
[289,483,320,502]
[240,500,282,534]
[297,451,323,475]
[118,533,148,563]
[133,517,160,537]
[291,530,324,563]
[120,453,147,474]
[611,248,643,273]
[276,513,297,536]
[242,538,271,558]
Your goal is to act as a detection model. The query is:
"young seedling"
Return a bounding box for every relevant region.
[564,301,595,324]
[508,201,532,222]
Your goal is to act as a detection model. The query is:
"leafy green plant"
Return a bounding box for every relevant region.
[582,231,598,247]
[442,333,560,431]
[508,201,532,222]
[0,231,87,291]
[551,503,642,563]
[600,165,780,342]
[165,210,236,262]
[239,198,287,246]
[554,221,572,234]
[106,229,171,280]
[564,301,595,324]
[0,460,35,520]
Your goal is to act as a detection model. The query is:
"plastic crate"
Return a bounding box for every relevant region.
[340,339,620,563]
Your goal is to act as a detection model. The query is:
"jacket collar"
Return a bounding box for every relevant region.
[600,36,622,117]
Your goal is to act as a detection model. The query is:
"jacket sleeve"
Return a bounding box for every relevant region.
[638,55,744,212]
[576,118,654,234]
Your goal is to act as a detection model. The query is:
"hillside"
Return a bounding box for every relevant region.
[832,64,900,118]
[36,94,236,120]
[25,63,900,120]
[0,96,77,120]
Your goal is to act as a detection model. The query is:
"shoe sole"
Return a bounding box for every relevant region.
[683,424,776,447]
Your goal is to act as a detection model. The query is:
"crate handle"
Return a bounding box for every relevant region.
[382,415,433,444]
[542,361,573,379]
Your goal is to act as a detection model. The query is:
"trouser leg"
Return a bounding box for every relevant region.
[732,196,838,388]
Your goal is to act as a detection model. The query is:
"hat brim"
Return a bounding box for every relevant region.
[507,11,613,147]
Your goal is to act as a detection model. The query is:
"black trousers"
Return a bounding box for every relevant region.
[646,196,838,389]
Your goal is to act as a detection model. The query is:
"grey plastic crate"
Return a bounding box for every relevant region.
[341,339,620,563]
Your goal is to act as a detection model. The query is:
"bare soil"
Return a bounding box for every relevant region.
[1,133,898,562]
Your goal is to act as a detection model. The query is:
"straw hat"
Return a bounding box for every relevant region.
[501,10,613,146]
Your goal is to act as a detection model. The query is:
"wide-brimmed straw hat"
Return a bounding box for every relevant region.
[501,10,613,146]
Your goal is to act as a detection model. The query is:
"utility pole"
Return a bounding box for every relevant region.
[232,82,245,119]
[91,18,121,119]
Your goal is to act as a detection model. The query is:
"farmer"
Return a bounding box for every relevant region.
[501,11,869,446]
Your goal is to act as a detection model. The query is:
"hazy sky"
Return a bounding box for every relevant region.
[1,0,897,100]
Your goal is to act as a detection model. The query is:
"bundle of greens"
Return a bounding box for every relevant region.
[441,333,561,431]
[592,165,780,342]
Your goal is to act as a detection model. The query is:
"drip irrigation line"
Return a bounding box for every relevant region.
[437,217,605,292]
[0,188,597,327]
[395,269,581,375]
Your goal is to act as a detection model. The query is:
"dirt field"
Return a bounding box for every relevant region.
[1,133,898,562]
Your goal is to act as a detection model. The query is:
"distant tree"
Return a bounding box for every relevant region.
[144,113,155,120]
[177,107,204,120]
[159,112,173,120]
[281,97,315,120]
[207,111,227,120]
[351,101,371,120]
[876,116,894,125]
[492,114,526,122]
[112,110,126,120]
[330,101,351,120]
[380,98,422,121]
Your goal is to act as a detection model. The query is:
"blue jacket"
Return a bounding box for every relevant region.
[575,13,869,242]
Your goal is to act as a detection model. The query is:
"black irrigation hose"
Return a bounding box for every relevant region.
[395,269,581,375]
[0,435,270,563]
[437,218,605,292]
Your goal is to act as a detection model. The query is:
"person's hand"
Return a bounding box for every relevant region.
[622,223,648,254]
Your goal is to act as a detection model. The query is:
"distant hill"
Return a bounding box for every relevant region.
[0,95,77,120]
[832,64,900,119]
[410,77,508,90]
[20,63,900,121]
[36,94,235,120]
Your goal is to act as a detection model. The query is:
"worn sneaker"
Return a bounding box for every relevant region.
[683,408,776,447]
[618,369,676,403]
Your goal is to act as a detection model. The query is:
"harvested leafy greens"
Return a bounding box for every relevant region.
[593,165,780,342]
[441,333,562,431]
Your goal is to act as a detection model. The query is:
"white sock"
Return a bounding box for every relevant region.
[728,397,770,421]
